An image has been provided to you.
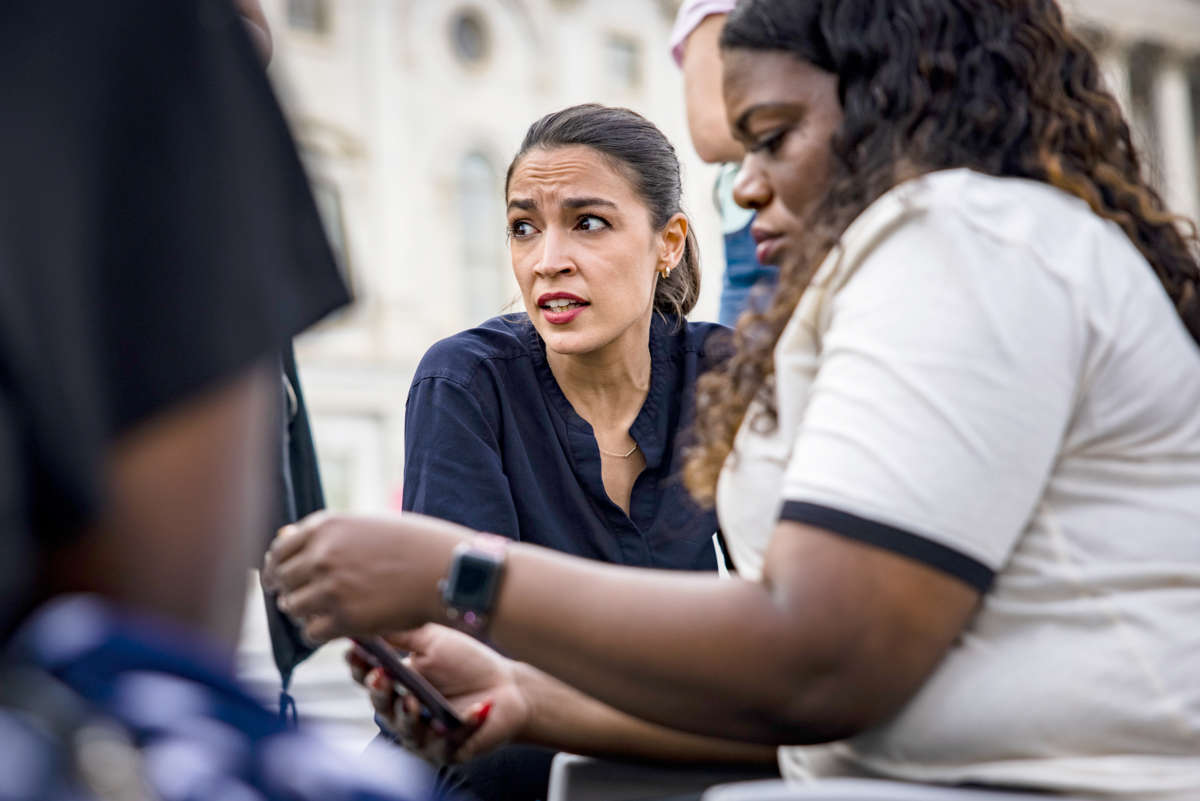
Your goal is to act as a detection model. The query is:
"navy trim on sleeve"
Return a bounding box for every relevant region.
[780,501,994,592]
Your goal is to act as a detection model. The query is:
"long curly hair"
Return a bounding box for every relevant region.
[684,0,1200,503]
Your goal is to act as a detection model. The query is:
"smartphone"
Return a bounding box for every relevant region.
[352,636,465,731]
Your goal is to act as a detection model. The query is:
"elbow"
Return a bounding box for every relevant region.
[746,639,913,745]
[684,114,743,164]
[690,132,743,165]
[689,135,723,164]
[767,671,893,745]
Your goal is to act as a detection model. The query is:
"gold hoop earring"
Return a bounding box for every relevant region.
[659,265,672,280]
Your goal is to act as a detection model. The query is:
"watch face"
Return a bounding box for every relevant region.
[450,552,500,608]
[457,556,492,597]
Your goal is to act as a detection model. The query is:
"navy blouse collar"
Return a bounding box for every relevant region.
[524,314,678,471]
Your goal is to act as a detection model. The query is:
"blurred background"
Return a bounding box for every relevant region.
[236,0,1200,752]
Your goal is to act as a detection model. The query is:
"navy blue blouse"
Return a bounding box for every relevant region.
[402,313,728,571]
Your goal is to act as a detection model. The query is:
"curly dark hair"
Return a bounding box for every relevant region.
[684,0,1200,503]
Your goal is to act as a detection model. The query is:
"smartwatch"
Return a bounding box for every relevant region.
[438,533,508,635]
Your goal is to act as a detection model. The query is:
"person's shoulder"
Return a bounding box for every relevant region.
[840,169,1142,282]
[0,662,117,801]
[818,170,1156,349]
[913,169,1104,225]
[412,314,535,387]
[680,319,731,350]
[13,596,433,801]
[662,317,734,369]
[871,169,1122,248]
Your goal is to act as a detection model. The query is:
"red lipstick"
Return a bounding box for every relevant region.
[537,291,589,325]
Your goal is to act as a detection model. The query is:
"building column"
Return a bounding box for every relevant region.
[1152,51,1200,224]
[1097,38,1132,115]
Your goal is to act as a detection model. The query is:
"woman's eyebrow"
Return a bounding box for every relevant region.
[734,102,800,138]
[508,196,617,213]
[562,197,617,209]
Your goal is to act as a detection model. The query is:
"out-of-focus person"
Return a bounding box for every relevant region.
[0,1,431,798]
[670,0,778,326]
[267,0,1200,798]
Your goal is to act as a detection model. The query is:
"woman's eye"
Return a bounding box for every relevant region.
[576,215,610,232]
[749,129,788,155]
[508,221,536,239]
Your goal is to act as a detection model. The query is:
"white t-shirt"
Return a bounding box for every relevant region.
[716,169,1200,799]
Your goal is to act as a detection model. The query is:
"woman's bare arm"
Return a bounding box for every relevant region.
[269,513,978,745]
[511,658,778,763]
[486,522,978,744]
[681,14,744,164]
[355,623,776,764]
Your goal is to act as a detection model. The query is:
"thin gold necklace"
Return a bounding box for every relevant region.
[597,442,639,459]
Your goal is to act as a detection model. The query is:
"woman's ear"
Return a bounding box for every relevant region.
[658,213,689,273]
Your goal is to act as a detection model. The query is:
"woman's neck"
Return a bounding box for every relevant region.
[546,320,653,430]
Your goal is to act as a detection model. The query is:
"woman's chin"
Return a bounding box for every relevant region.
[533,309,650,359]
[540,329,596,357]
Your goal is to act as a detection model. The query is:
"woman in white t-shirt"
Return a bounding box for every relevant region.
[265,0,1200,796]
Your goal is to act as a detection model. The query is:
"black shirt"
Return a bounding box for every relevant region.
[0,0,349,630]
[403,314,727,570]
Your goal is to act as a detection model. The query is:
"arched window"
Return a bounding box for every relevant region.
[458,152,506,323]
[604,33,642,90]
[286,0,329,35]
[449,9,490,66]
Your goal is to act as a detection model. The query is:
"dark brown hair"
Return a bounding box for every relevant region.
[685,0,1200,502]
[506,104,701,321]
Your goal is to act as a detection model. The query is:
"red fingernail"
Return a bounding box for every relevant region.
[474,700,493,725]
[368,668,386,690]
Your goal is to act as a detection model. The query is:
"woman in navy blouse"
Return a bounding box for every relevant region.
[397,104,732,798]
[403,104,726,573]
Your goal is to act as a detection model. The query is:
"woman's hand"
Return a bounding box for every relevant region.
[347,624,532,764]
[262,511,472,642]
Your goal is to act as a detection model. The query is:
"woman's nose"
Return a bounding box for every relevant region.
[732,158,771,211]
[532,229,576,278]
